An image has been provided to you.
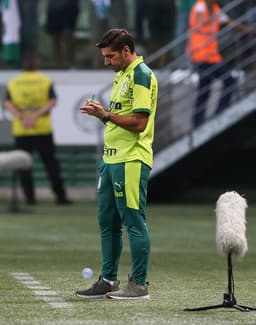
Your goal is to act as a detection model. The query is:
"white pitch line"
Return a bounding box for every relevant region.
[10,272,72,309]
[20,280,41,285]
[11,275,35,280]
[40,296,72,309]
[26,285,51,290]
[48,302,72,309]
[33,290,59,296]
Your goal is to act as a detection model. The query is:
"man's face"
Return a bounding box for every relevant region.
[101,47,128,72]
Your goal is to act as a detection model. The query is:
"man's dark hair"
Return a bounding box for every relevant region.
[96,29,135,53]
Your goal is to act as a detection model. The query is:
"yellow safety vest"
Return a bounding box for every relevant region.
[7,71,54,136]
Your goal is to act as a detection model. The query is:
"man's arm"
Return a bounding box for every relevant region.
[21,98,56,128]
[4,99,24,120]
[225,18,256,35]
[105,111,149,133]
[4,85,57,128]
[193,5,256,36]
[80,99,149,133]
[30,83,57,118]
[5,97,56,128]
[29,97,57,118]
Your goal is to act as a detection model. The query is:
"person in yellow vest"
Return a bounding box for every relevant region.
[187,0,256,127]
[4,54,72,205]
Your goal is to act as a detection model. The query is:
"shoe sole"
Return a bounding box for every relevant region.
[106,294,150,300]
[75,293,106,299]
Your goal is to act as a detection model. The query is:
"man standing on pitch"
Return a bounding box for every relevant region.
[4,54,72,205]
[75,28,158,300]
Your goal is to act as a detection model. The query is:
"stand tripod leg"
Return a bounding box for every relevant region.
[233,304,250,312]
[184,304,224,311]
[7,170,31,214]
[184,253,256,312]
[8,171,20,213]
[235,304,256,311]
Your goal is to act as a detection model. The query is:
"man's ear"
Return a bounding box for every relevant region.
[123,45,130,55]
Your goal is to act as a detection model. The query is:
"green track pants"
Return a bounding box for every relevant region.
[97,160,151,284]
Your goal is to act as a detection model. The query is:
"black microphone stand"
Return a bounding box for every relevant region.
[8,171,21,213]
[184,252,256,312]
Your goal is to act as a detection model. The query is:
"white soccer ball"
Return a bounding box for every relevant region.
[82,268,93,279]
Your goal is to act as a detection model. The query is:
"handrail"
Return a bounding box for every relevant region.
[145,0,246,66]
[97,0,256,157]
[152,4,256,152]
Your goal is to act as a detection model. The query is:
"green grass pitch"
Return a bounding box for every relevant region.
[1,200,256,324]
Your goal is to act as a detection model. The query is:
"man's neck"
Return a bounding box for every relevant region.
[124,53,138,70]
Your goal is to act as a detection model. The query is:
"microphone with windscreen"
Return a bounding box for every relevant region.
[184,191,256,312]
[216,191,248,258]
[0,150,32,213]
[0,150,32,171]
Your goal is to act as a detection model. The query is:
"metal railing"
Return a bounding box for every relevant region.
[153,3,256,153]
[97,0,256,156]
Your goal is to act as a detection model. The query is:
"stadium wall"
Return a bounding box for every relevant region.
[0,71,114,201]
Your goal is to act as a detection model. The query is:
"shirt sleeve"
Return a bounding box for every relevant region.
[194,4,230,24]
[132,83,151,114]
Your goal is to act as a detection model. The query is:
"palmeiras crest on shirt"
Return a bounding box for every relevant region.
[120,81,128,94]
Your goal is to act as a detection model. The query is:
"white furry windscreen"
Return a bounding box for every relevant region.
[0,150,32,171]
[216,191,248,257]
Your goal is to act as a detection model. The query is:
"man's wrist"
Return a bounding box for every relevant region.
[15,110,23,119]
[101,111,110,123]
